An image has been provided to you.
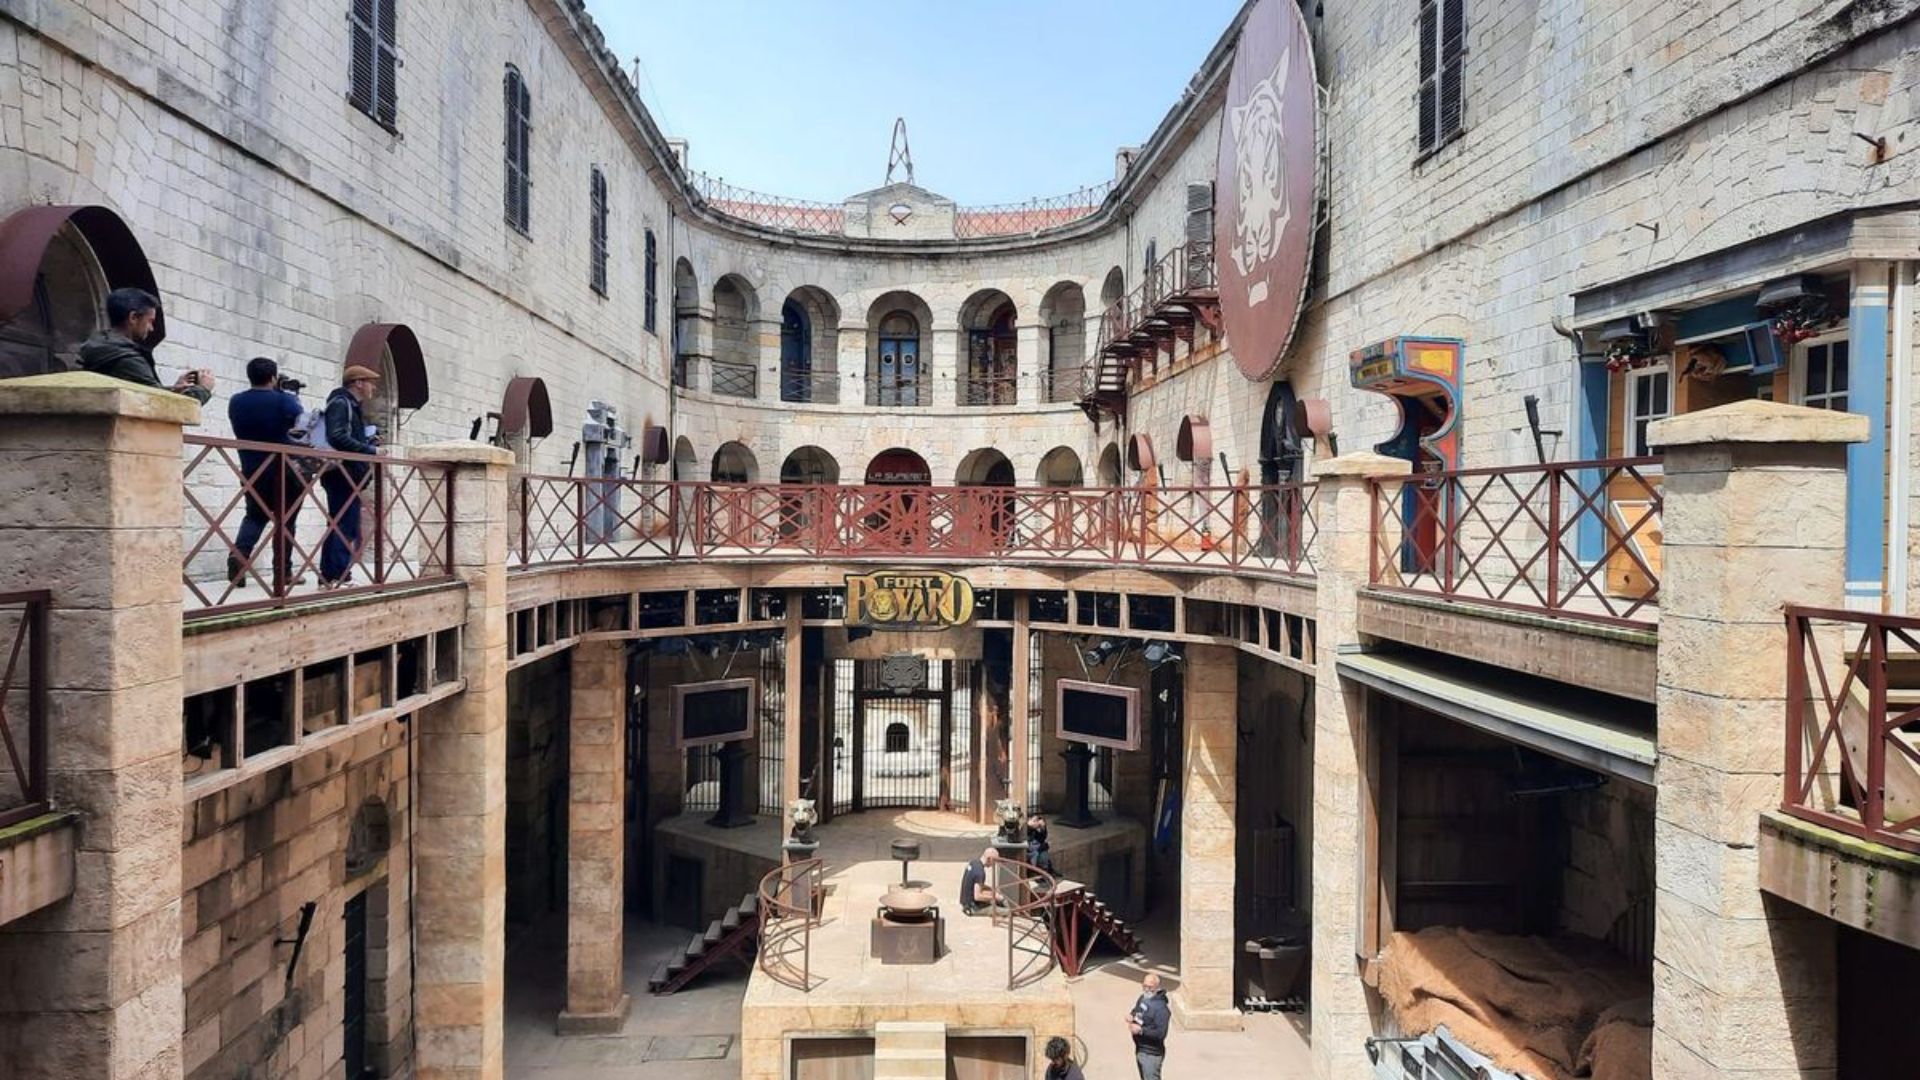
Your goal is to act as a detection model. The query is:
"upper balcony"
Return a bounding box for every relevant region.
[686,170,1116,243]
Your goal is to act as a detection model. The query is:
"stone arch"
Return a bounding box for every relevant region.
[866,291,932,407]
[1099,266,1125,310]
[711,440,759,483]
[672,435,698,481]
[780,285,841,404]
[671,257,699,386]
[343,323,430,439]
[955,447,1016,487]
[865,447,931,486]
[779,445,840,485]
[1095,443,1123,487]
[1038,281,1086,403]
[711,274,759,398]
[0,205,158,376]
[1036,446,1084,487]
[958,289,1018,406]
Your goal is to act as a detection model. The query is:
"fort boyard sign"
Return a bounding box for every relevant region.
[845,570,975,630]
[1216,0,1319,382]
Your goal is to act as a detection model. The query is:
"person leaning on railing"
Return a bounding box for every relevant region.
[225,357,308,590]
[78,288,213,405]
[318,365,382,589]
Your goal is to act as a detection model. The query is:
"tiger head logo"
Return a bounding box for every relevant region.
[1228,41,1295,301]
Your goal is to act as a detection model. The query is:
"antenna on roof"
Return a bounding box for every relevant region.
[886,117,915,187]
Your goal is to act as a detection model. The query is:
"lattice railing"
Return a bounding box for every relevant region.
[0,590,49,829]
[1784,607,1920,853]
[954,180,1115,239]
[1366,457,1662,628]
[711,359,758,399]
[685,169,1114,240]
[181,437,455,618]
[688,172,846,235]
[780,370,841,405]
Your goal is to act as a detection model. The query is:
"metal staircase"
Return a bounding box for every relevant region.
[647,892,759,994]
[1050,882,1142,976]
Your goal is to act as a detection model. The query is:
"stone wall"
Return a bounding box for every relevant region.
[505,653,570,932]
[180,721,412,1079]
[1558,779,1656,946]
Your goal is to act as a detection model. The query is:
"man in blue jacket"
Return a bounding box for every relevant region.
[1128,972,1170,1079]
[319,365,383,587]
[226,357,306,590]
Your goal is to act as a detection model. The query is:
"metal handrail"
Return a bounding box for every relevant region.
[994,855,1059,990]
[1783,606,1920,853]
[684,168,1115,239]
[757,858,826,991]
[0,590,50,829]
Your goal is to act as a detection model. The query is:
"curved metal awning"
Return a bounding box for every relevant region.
[1127,432,1156,474]
[499,376,553,438]
[344,323,430,409]
[0,204,168,345]
[1176,414,1211,462]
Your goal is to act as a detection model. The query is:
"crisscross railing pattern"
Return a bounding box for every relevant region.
[993,855,1060,990]
[182,437,455,619]
[953,180,1116,239]
[1784,607,1920,853]
[0,590,49,829]
[1367,458,1662,628]
[757,858,825,991]
[958,371,1019,407]
[711,359,758,399]
[689,172,847,235]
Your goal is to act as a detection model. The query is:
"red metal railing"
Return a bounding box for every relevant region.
[1784,607,1920,853]
[182,437,456,618]
[511,479,1318,578]
[1366,458,1663,629]
[1082,243,1219,402]
[757,858,825,991]
[0,590,49,828]
[993,855,1060,990]
[954,181,1115,239]
[686,170,1114,240]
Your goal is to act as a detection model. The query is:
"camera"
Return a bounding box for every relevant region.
[277,376,305,395]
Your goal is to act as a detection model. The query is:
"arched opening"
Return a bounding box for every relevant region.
[866,291,931,407]
[343,323,430,443]
[496,375,553,467]
[1099,266,1125,309]
[1097,266,1126,349]
[884,722,911,754]
[0,205,160,377]
[711,274,759,398]
[672,436,698,482]
[671,258,698,388]
[959,289,1018,407]
[862,448,932,549]
[1176,414,1213,486]
[865,448,931,486]
[956,447,1017,548]
[955,448,1016,487]
[1038,281,1086,403]
[1036,446,1084,487]
[1096,443,1123,487]
[780,286,841,404]
[779,446,840,486]
[711,441,759,483]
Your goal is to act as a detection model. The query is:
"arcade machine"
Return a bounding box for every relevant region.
[1348,337,1462,574]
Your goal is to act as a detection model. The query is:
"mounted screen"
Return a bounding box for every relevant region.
[671,678,757,748]
[1056,679,1141,752]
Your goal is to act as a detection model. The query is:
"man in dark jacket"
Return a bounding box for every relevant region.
[226,357,307,591]
[1128,972,1170,1079]
[1044,1036,1085,1080]
[319,365,382,587]
[78,288,213,404]
[1026,813,1054,875]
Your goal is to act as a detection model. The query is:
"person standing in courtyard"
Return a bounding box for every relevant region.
[1129,972,1170,1079]
[225,357,307,591]
[79,287,213,404]
[319,364,382,588]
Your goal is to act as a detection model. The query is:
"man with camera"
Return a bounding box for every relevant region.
[226,357,308,591]
[79,288,213,404]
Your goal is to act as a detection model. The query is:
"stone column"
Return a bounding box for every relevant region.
[1015,321,1043,406]
[1308,452,1409,1080]
[410,441,513,1080]
[0,373,194,1080]
[560,638,628,1032]
[781,605,802,812]
[1173,642,1241,1030]
[1647,401,1862,1076]
[1009,595,1032,811]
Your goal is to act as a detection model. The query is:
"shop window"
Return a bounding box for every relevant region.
[503,66,532,234]
[1625,363,1671,458]
[1795,338,1849,412]
[1416,0,1465,157]
[348,0,399,130]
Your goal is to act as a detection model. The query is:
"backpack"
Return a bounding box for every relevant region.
[287,396,329,451]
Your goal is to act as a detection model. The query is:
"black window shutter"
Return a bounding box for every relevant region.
[644,233,658,330]
[1440,0,1465,139]
[374,0,398,127]
[590,169,608,295]
[517,79,532,232]
[348,0,376,117]
[1417,0,1438,153]
[504,70,530,233]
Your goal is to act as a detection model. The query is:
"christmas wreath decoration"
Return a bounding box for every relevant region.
[1604,335,1656,373]
[1770,296,1835,345]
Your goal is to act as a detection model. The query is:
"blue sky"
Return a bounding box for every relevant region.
[586,0,1246,204]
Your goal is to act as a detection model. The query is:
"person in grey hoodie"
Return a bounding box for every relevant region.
[78,288,212,404]
[1128,972,1171,1079]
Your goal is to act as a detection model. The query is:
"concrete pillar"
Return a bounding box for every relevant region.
[1308,452,1409,1080]
[1646,401,1864,1077]
[410,441,514,1080]
[0,373,194,1080]
[560,638,628,1033]
[1174,642,1241,1030]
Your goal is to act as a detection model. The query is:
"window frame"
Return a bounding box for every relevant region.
[643,231,659,333]
[346,0,400,132]
[588,167,609,298]
[503,66,532,236]
[1414,0,1467,161]
[1791,330,1851,413]
[1623,361,1673,460]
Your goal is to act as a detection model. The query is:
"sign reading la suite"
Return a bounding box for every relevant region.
[844,570,975,630]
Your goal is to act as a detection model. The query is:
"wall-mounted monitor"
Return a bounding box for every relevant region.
[671,678,757,748]
[1056,679,1141,752]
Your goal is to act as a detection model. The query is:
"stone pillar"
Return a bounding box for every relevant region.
[929,322,958,408]
[1015,321,1043,405]
[560,638,628,1032]
[1173,642,1241,1030]
[1308,452,1409,1080]
[0,373,194,1080]
[1647,401,1863,1077]
[410,441,514,1080]
[781,606,802,812]
[1009,595,1032,811]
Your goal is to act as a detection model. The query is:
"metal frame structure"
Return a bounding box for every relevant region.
[757,858,826,991]
[0,590,49,828]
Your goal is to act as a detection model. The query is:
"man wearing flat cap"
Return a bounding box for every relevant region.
[320,364,383,588]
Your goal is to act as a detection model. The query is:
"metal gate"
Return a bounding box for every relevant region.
[828,658,973,815]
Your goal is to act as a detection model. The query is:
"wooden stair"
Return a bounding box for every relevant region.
[648,892,759,995]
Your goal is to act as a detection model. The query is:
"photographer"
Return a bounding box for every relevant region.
[225,358,307,591]
[79,288,213,404]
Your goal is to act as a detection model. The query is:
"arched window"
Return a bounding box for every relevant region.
[588,167,608,297]
[884,722,910,753]
[876,311,920,407]
[780,299,811,402]
[643,231,658,333]
[503,66,531,234]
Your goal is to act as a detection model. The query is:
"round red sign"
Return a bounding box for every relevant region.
[1214,0,1319,381]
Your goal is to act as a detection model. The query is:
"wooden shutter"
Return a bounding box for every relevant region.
[504,69,530,232]
[644,232,658,331]
[590,168,609,296]
[1417,0,1438,153]
[1439,0,1465,141]
[348,0,376,117]
[373,0,398,128]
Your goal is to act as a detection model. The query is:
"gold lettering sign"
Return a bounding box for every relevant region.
[845,570,975,630]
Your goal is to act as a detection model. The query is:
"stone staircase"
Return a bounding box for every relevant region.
[647,892,759,994]
[873,1020,945,1080]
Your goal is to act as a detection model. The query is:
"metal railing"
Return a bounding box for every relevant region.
[711,359,758,399]
[1083,243,1220,402]
[0,590,49,828]
[992,855,1059,990]
[689,172,847,235]
[1366,457,1663,629]
[684,168,1114,240]
[1039,366,1082,404]
[510,479,1319,578]
[181,437,456,619]
[866,374,929,408]
[757,858,826,991]
[780,370,842,405]
[954,180,1116,239]
[957,371,1019,407]
[1784,607,1920,853]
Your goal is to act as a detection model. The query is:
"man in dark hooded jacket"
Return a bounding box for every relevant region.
[78,288,212,404]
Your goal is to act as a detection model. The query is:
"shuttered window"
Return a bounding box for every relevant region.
[1416,0,1465,156]
[644,231,658,332]
[589,167,609,297]
[347,0,399,130]
[503,66,532,234]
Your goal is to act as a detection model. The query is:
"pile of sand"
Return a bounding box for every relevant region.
[1375,927,1652,1080]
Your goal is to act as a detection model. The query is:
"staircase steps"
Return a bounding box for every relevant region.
[648,891,761,994]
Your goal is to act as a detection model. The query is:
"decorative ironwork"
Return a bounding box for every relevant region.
[0,590,49,829]
[181,437,455,619]
[1366,457,1663,629]
[954,181,1116,240]
[710,358,758,399]
[780,370,841,405]
[684,168,1114,240]
[1784,606,1920,853]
